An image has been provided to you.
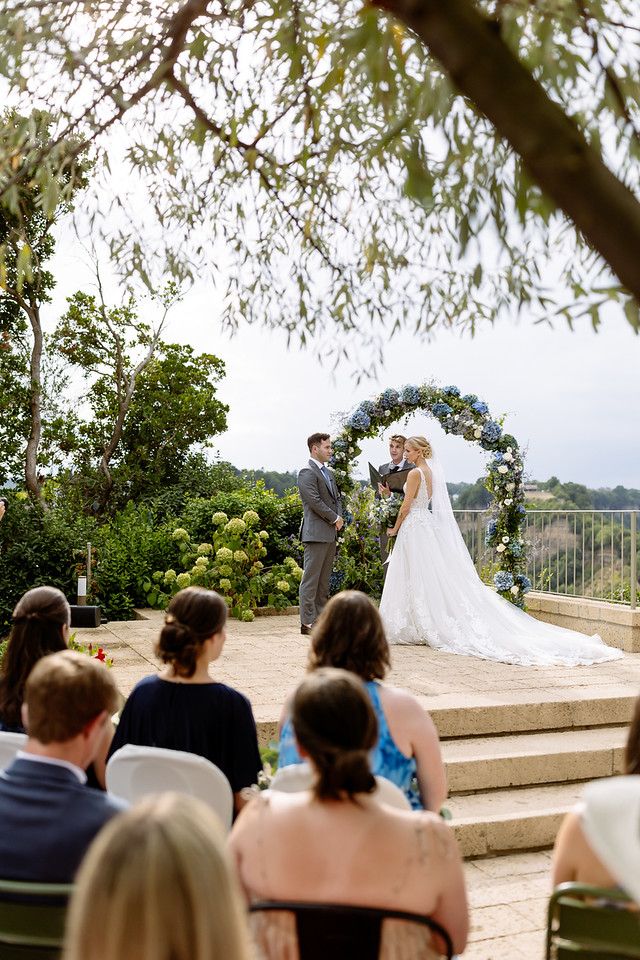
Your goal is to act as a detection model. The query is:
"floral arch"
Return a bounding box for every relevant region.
[330,382,531,607]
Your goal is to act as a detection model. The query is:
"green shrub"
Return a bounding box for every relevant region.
[145,511,303,618]
[0,493,97,634]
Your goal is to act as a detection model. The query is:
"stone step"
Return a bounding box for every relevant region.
[442,726,627,793]
[448,782,584,858]
[428,691,635,739]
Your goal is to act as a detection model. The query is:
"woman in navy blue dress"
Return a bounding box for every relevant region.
[109,587,261,814]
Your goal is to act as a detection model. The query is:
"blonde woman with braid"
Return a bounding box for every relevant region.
[379,436,622,665]
[108,587,261,814]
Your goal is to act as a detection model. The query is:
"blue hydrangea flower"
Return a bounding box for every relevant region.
[481,421,502,445]
[508,541,523,558]
[330,570,346,593]
[348,410,371,430]
[462,394,478,404]
[472,400,489,414]
[516,505,526,515]
[380,388,401,409]
[358,400,375,415]
[443,385,460,396]
[494,571,515,592]
[431,402,453,418]
[400,385,420,405]
[487,519,498,538]
[516,574,532,593]
[342,509,354,525]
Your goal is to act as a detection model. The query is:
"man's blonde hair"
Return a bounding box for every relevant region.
[389,434,406,445]
[64,794,251,960]
[25,650,119,743]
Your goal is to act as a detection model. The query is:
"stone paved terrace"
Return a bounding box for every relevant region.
[75,608,640,960]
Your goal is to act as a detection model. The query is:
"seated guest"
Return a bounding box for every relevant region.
[231,668,468,958]
[552,692,640,889]
[0,585,70,732]
[279,591,447,811]
[579,775,640,907]
[63,793,251,960]
[108,586,261,814]
[0,650,127,882]
[0,584,113,787]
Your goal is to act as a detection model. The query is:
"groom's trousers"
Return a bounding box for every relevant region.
[299,540,337,626]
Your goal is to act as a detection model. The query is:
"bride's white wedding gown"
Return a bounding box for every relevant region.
[379,468,623,666]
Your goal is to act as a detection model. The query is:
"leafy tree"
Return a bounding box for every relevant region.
[53,288,228,509]
[0,110,88,503]
[455,478,491,509]
[0,0,638,359]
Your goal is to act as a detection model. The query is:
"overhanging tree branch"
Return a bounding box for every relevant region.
[374,0,640,304]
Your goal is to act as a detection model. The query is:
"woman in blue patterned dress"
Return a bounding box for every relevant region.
[278,590,446,812]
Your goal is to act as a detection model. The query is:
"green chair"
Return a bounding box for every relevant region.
[0,878,73,960]
[547,882,640,960]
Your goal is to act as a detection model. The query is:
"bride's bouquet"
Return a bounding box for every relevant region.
[374,496,401,530]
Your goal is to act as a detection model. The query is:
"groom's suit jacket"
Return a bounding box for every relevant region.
[298,460,342,542]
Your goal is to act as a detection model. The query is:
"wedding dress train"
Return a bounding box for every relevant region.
[379,460,623,667]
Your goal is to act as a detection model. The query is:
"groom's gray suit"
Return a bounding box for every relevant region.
[298,460,342,627]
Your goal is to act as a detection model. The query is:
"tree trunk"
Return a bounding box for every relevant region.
[24,301,47,511]
[376,0,640,302]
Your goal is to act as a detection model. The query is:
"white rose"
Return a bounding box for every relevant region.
[496,544,506,552]
[510,585,519,595]
[349,446,354,453]
[502,536,510,543]
[503,452,513,462]
[474,428,482,438]
[506,483,515,492]
[454,415,459,421]
[507,446,512,453]
[504,498,513,506]
[498,465,508,474]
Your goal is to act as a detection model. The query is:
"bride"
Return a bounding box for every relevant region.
[378,436,624,666]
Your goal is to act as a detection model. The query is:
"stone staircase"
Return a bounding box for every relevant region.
[434,692,634,859]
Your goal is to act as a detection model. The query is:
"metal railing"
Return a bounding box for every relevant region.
[453,509,639,609]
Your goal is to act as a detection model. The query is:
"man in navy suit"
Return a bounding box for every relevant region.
[298,432,343,634]
[0,650,127,882]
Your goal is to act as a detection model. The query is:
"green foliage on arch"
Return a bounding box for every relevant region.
[331,381,531,607]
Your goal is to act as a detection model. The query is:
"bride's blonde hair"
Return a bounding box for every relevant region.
[405,436,432,459]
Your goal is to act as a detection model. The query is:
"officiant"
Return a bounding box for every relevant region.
[376,434,414,565]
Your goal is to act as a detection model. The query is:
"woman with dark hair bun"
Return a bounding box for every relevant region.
[230,669,468,959]
[279,590,447,811]
[0,586,71,732]
[108,587,261,814]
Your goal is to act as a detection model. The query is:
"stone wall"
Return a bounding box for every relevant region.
[527,592,640,652]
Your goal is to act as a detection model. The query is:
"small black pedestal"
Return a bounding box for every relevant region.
[70,605,102,628]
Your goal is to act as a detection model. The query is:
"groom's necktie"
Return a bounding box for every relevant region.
[321,465,332,488]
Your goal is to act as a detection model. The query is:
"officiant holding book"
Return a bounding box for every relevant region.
[374,434,414,564]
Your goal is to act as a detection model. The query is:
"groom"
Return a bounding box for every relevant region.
[298,432,343,635]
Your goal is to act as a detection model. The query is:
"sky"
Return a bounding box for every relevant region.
[47,237,640,489]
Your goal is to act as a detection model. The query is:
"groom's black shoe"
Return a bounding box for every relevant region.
[301,624,312,635]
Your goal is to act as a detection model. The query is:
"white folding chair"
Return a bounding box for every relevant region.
[106,744,234,832]
[0,731,28,769]
[270,762,412,810]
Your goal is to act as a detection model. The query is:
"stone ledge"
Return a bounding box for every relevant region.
[526,592,640,652]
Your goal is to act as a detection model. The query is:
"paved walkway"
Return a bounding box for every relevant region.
[76,610,640,960]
